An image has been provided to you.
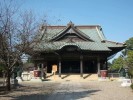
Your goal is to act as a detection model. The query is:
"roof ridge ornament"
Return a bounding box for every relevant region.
[67,21,74,27]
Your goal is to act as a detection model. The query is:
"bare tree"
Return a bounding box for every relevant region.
[0,0,42,91]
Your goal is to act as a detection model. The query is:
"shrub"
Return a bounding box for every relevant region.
[131,83,133,90]
[129,69,133,77]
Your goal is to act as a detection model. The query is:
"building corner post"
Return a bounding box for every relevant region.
[41,63,44,79]
[97,57,100,77]
[80,55,83,77]
[59,58,61,77]
[106,58,108,70]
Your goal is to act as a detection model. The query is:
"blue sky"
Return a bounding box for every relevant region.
[18,0,133,43]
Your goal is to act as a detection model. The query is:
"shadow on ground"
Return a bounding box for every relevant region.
[1,86,100,100]
[61,74,70,79]
[0,82,59,99]
[83,74,92,79]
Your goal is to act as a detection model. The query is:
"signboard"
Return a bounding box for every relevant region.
[52,64,57,72]
[52,65,57,81]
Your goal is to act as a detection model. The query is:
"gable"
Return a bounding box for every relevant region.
[54,32,89,42]
[50,22,94,42]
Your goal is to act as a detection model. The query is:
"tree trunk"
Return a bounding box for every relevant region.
[6,70,11,91]
[3,72,6,86]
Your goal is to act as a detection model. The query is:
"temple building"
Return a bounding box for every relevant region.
[32,22,126,78]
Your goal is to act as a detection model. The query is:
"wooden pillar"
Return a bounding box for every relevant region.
[45,62,47,74]
[43,62,47,79]
[59,59,61,77]
[80,55,83,77]
[97,57,100,76]
[41,63,44,79]
[106,58,108,70]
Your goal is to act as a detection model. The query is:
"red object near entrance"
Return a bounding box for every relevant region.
[34,70,41,77]
[100,70,108,78]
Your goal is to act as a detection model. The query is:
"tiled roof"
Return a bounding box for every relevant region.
[35,41,111,51]
[34,22,125,52]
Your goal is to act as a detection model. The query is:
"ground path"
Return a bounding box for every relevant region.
[0,80,133,100]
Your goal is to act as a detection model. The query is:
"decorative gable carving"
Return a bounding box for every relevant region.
[57,33,86,42]
[50,21,94,42]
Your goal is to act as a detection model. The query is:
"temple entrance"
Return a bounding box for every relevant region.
[83,60,97,73]
[62,61,80,73]
[46,60,97,74]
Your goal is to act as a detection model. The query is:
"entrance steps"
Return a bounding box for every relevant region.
[46,73,98,81]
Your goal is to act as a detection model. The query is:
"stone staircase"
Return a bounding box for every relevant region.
[46,73,98,81]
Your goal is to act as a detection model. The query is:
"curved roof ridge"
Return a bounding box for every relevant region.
[59,42,81,50]
[96,26,105,41]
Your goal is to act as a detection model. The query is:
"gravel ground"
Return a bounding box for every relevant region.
[0,81,60,100]
[0,81,133,100]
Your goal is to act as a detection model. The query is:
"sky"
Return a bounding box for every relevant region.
[4,0,132,61]
[18,0,133,43]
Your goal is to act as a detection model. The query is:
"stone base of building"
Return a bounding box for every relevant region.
[98,77,110,81]
[46,73,98,81]
[30,77,42,82]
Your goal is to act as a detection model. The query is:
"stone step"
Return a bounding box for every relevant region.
[46,73,98,81]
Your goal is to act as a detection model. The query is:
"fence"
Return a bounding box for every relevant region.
[108,73,120,78]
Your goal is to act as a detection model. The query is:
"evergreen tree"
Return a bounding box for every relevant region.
[111,56,124,71]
